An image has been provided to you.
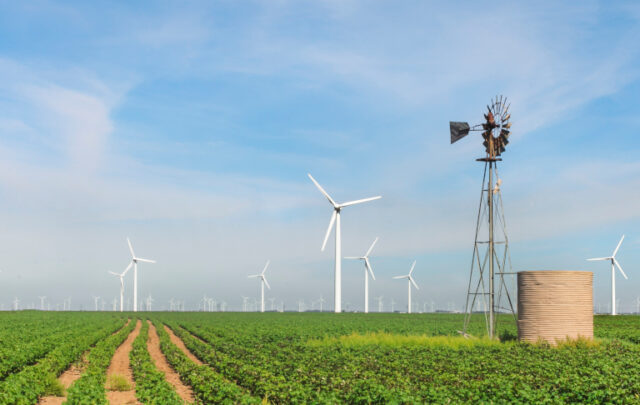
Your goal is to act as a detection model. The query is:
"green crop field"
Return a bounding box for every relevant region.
[0,311,639,404]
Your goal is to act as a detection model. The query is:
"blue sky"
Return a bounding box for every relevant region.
[0,1,639,312]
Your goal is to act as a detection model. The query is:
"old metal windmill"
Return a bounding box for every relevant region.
[450,96,516,339]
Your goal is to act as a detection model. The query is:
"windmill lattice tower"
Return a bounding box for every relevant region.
[450,95,517,339]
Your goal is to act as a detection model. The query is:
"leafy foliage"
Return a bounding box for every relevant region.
[64,318,136,405]
[129,321,184,404]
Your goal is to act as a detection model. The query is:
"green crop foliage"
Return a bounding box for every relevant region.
[1,312,639,404]
[129,320,184,404]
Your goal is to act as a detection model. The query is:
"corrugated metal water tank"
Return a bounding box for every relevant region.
[517,271,593,344]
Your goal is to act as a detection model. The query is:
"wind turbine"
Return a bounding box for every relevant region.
[126,238,156,312]
[345,237,378,313]
[38,296,46,311]
[248,260,271,313]
[376,296,383,312]
[587,235,628,315]
[308,173,381,313]
[318,295,325,312]
[93,296,100,311]
[393,261,419,314]
[108,264,131,312]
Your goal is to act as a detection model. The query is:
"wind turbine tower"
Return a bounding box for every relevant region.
[393,261,419,313]
[587,235,628,315]
[38,296,46,311]
[248,260,271,313]
[345,237,378,313]
[308,174,381,313]
[126,238,155,312]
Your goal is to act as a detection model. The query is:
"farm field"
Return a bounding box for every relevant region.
[0,311,639,404]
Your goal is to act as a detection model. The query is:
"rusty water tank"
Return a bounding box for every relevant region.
[517,271,593,344]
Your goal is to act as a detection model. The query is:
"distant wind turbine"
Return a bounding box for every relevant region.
[588,235,628,315]
[109,264,131,312]
[126,238,155,312]
[345,237,378,313]
[393,261,419,314]
[93,296,100,311]
[38,296,46,311]
[308,173,381,313]
[376,296,383,312]
[248,260,271,313]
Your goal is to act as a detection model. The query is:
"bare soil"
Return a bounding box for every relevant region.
[163,325,203,365]
[38,353,88,405]
[147,321,194,403]
[38,319,132,405]
[106,319,142,405]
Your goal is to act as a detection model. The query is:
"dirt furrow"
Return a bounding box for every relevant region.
[38,319,132,405]
[147,321,195,403]
[37,353,88,405]
[106,319,142,405]
[164,325,203,365]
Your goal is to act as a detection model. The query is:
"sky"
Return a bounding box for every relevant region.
[0,1,639,312]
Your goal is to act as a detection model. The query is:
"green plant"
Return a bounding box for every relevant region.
[42,373,65,396]
[106,374,131,392]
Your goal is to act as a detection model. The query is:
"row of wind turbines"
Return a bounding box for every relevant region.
[102,174,630,315]
[246,174,420,314]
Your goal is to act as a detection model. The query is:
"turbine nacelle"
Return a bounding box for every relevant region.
[587,235,628,279]
[393,260,419,290]
[308,174,382,251]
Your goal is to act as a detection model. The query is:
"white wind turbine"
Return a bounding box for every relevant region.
[345,237,379,313]
[587,235,628,316]
[126,238,156,312]
[308,174,381,313]
[248,260,271,313]
[38,296,46,311]
[108,264,132,312]
[393,261,419,314]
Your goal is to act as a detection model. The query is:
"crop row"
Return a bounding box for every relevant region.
[160,313,640,404]
[64,319,135,405]
[129,321,184,404]
[152,320,258,404]
[0,313,103,380]
[0,317,124,405]
[167,321,341,403]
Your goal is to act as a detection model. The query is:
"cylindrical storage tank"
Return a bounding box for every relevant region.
[517,271,593,344]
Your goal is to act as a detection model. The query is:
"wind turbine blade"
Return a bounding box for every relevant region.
[262,260,270,275]
[409,260,416,275]
[263,277,271,290]
[321,210,337,251]
[410,276,419,290]
[339,196,382,208]
[365,258,375,281]
[612,235,625,257]
[308,173,337,207]
[393,275,408,279]
[127,237,135,258]
[136,258,156,263]
[365,237,379,257]
[587,257,610,261]
[122,261,133,276]
[108,271,119,276]
[344,256,361,260]
[614,258,628,280]
[248,274,260,278]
